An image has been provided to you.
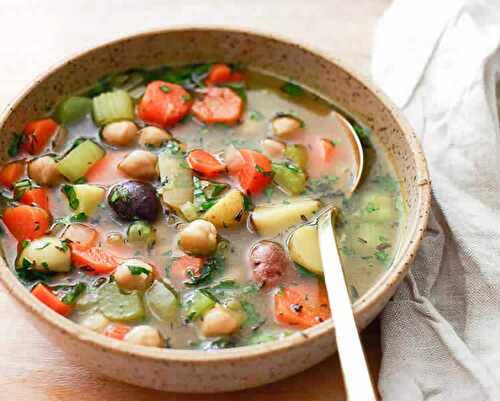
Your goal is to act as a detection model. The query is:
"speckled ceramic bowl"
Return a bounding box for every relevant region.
[0,27,430,393]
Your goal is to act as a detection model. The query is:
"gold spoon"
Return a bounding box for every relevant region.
[288,113,377,401]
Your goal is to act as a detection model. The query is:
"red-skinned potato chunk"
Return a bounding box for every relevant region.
[191,87,243,125]
[248,240,290,287]
[138,81,192,127]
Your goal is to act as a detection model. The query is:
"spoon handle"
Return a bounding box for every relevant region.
[318,209,377,401]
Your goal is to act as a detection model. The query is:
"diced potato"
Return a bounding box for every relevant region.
[289,224,323,274]
[73,184,105,216]
[17,236,71,273]
[251,198,321,237]
[360,192,395,223]
[203,189,246,228]
[158,151,193,211]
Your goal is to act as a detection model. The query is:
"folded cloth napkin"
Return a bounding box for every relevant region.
[372,1,500,400]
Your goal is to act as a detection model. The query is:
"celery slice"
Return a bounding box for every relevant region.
[145,281,179,321]
[272,162,307,195]
[98,282,144,322]
[56,140,105,182]
[92,90,134,126]
[53,96,92,125]
[185,290,216,321]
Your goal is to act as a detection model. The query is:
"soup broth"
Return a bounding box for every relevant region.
[0,64,402,349]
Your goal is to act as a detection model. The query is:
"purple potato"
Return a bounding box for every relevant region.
[108,180,160,222]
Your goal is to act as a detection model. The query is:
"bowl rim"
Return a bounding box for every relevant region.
[0,25,431,363]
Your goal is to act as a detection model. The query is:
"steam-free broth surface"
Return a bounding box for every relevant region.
[0,64,402,349]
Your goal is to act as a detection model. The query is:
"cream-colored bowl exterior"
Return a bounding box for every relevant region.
[0,28,430,393]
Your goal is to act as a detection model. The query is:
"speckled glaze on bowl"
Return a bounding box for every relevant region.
[0,27,431,393]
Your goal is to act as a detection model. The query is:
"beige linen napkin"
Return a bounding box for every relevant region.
[372,1,500,400]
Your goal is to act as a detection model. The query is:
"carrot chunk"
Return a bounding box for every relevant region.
[0,161,25,188]
[187,149,226,178]
[62,224,98,250]
[138,81,192,127]
[228,148,272,196]
[85,151,127,185]
[71,246,118,274]
[320,138,335,163]
[205,64,243,86]
[191,87,243,125]
[274,284,331,329]
[21,118,59,155]
[32,283,72,316]
[104,323,130,340]
[20,188,49,211]
[170,255,204,282]
[2,205,49,241]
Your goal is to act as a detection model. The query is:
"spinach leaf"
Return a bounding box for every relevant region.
[280,81,304,97]
[8,134,23,157]
[241,300,265,331]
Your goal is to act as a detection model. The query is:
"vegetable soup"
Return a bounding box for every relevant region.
[0,63,402,349]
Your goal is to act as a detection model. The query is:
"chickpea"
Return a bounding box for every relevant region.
[102,121,138,147]
[139,126,171,148]
[261,139,285,159]
[201,305,241,337]
[28,156,61,187]
[118,150,158,180]
[113,259,154,291]
[272,116,302,138]
[81,313,110,333]
[179,219,217,256]
[124,325,162,347]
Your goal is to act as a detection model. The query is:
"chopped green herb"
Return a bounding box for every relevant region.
[181,94,192,103]
[264,186,274,202]
[374,250,389,262]
[255,165,272,176]
[365,202,379,213]
[241,301,265,331]
[41,262,49,270]
[248,110,264,121]
[341,246,355,256]
[128,265,151,276]
[62,185,79,210]
[372,175,399,193]
[61,282,87,305]
[160,85,171,93]
[280,81,305,97]
[243,195,251,211]
[13,179,33,200]
[294,262,317,278]
[21,239,30,249]
[7,134,23,157]
[22,258,33,269]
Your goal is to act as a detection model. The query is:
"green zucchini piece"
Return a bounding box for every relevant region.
[97,282,144,322]
[56,140,105,182]
[54,96,92,125]
[92,90,134,126]
[272,162,307,195]
[145,280,179,321]
[185,290,216,321]
[284,144,308,170]
[127,220,156,248]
